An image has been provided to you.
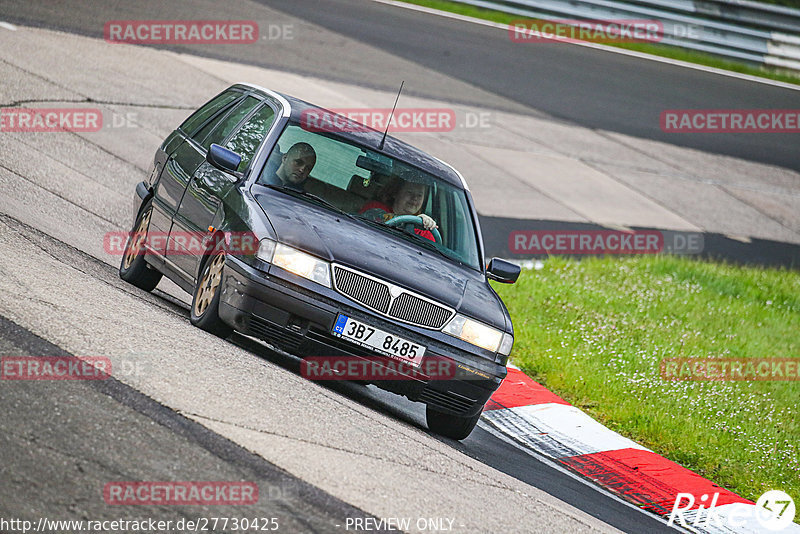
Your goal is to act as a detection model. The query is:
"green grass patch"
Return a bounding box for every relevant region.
[491,255,800,503]
[399,0,800,86]
[755,0,800,8]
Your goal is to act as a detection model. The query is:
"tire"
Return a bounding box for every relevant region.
[426,405,481,441]
[190,250,233,338]
[119,199,162,291]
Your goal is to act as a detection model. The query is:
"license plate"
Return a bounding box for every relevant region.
[332,314,426,367]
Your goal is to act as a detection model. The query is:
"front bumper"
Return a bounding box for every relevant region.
[218,255,506,417]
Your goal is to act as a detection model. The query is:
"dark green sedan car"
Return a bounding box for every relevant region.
[120,83,520,440]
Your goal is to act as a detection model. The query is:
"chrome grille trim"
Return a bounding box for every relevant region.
[389,293,452,329]
[331,264,455,330]
[332,266,390,313]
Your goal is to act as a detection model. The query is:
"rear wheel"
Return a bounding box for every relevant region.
[190,250,233,338]
[119,200,162,291]
[426,406,481,441]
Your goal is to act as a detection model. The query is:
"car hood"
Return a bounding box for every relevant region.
[253,190,508,330]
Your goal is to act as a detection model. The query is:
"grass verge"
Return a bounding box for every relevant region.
[398,0,800,86]
[491,255,799,503]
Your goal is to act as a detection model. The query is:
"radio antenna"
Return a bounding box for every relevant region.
[378,81,404,150]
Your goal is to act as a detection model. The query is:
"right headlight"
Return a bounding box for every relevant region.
[443,314,507,353]
[257,239,331,288]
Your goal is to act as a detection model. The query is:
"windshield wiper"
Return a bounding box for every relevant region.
[265,184,357,221]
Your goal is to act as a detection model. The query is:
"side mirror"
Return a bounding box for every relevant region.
[486,258,520,284]
[207,144,242,176]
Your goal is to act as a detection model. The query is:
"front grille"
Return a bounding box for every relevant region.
[331,265,454,329]
[389,293,451,329]
[333,266,390,313]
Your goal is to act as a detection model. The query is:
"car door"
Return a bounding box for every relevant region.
[167,97,276,280]
[148,89,242,256]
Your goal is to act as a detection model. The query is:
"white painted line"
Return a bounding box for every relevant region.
[485,402,650,456]
[370,0,800,92]
[0,21,18,31]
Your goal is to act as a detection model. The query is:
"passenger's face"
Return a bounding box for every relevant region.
[282,150,316,184]
[392,182,426,215]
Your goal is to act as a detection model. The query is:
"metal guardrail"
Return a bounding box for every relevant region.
[688,0,800,34]
[453,0,800,73]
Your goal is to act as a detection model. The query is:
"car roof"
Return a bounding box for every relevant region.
[233,83,468,190]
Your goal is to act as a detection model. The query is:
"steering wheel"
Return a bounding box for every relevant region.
[385,215,442,243]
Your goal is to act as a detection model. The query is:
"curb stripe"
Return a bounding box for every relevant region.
[484,367,569,409]
[483,366,800,531]
[559,448,751,515]
[488,403,650,456]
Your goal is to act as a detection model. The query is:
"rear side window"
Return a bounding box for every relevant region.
[197,96,261,151]
[179,90,241,136]
[225,104,276,171]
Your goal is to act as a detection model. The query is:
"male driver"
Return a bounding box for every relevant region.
[267,142,316,189]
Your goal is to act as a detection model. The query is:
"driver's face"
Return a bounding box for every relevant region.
[283,151,316,184]
[392,182,426,215]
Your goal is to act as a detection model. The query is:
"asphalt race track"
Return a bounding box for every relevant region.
[0,313,386,533]
[0,0,797,533]
[2,0,799,170]
[258,0,800,172]
[0,215,672,533]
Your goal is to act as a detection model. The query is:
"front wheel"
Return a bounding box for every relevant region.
[119,200,162,291]
[426,406,481,441]
[190,250,233,338]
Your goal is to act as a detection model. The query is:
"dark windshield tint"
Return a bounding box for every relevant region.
[257,122,480,269]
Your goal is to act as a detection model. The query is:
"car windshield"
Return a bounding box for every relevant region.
[256,122,481,270]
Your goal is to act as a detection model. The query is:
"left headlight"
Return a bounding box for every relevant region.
[259,240,331,288]
[442,314,505,353]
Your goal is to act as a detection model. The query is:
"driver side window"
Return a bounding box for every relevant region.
[180,89,241,136]
[224,104,276,172]
[195,96,260,151]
